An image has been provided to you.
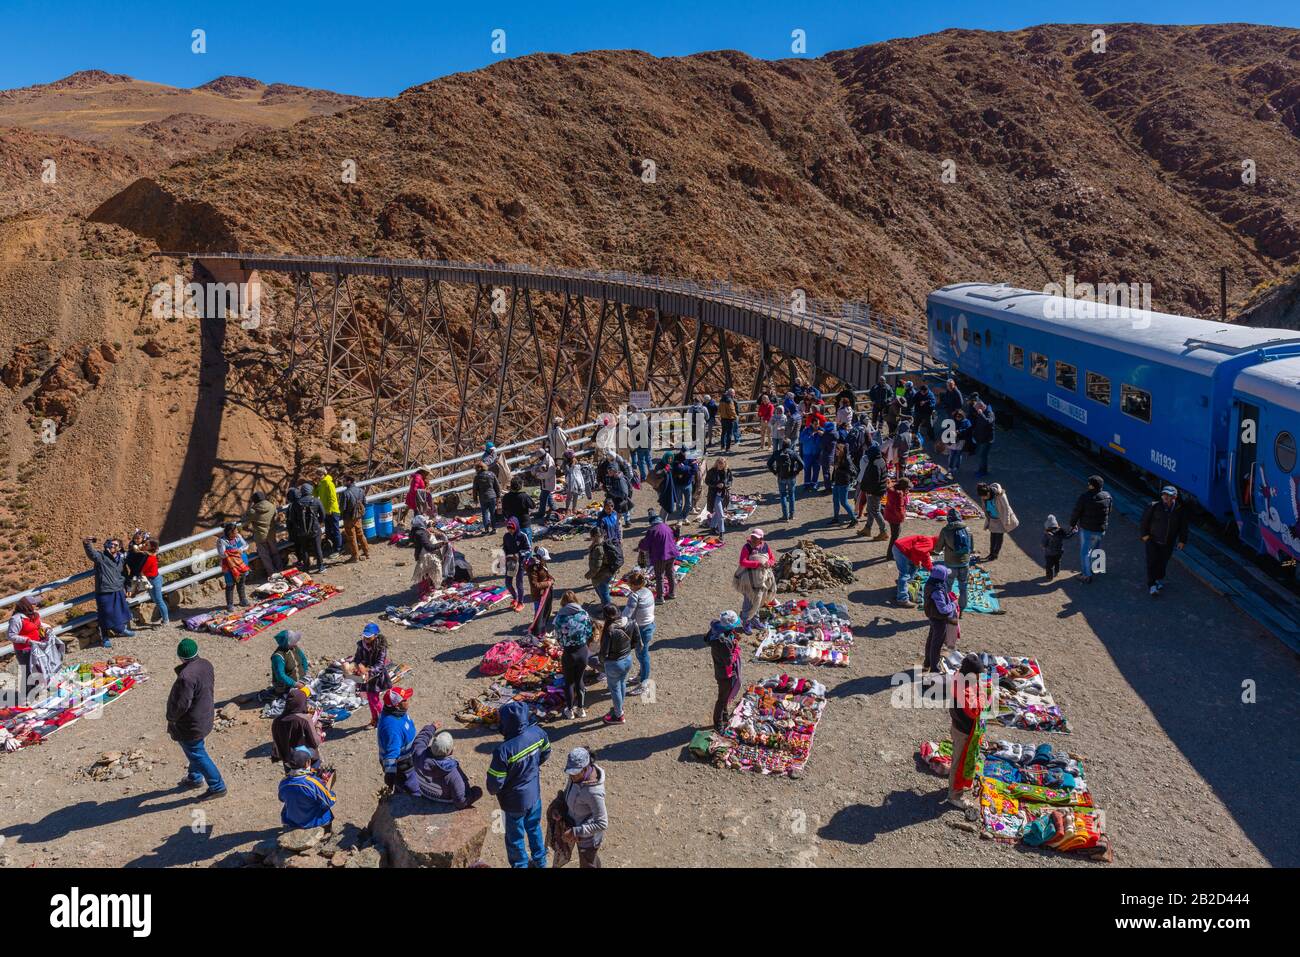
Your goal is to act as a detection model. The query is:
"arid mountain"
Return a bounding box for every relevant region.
[5,22,1300,596]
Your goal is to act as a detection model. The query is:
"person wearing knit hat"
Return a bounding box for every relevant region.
[269,629,309,697]
[1140,484,1189,596]
[166,637,226,799]
[706,611,745,730]
[377,686,417,790]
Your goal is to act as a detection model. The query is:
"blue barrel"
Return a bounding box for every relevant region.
[363,503,377,541]
[376,500,394,539]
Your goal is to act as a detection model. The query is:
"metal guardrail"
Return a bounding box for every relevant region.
[0,377,875,648]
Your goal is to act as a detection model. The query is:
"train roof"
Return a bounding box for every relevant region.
[1234,357,1300,413]
[929,283,1300,375]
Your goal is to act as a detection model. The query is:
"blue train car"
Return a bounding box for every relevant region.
[1229,359,1300,561]
[926,283,1300,520]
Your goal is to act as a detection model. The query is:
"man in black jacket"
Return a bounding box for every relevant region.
[969,400,996,477]
[1140,486,1188,595]
[501,478,534,529]
[166,639,226,798]
[1068,475,1113,583]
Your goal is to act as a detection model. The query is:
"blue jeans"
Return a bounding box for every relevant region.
[778,479,797,519]
[804,457,820,489]
[605,653,633,718]
[631,447,652,482]
[535,490,554,520]
[832,484,850,519]
[893,547,915,602]
[1080,530,1104,577]
[947,449,965,471]
[178,737,225,791]
[975,442,992,475]
[504,802,547,868]
[324,513,342,552]
[148,574,170,624]
[593,577,612,606]
[951,565,970,610]
[635,621,655,683]
[480,502,496,532]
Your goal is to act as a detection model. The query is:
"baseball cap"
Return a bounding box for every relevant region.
[383,687,413,708]
[362,622,381,638]
[1161,486,1178,497]
[564,746,592,775]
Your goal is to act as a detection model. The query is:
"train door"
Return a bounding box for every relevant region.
[1234,400,1260,546]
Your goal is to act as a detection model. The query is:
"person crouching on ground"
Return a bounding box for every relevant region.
[377,686,416,791]
[352,622,391,728]
[411,724,483,809]
[706,610,744,731]
[269,629,310,699]
[271,687,324,772]
[892,533,936,608]
[598,603,640,726]
[487,700,552,868]
[279,745,336,832]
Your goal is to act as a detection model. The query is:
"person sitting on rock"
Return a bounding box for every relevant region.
[278,746,336,832]
[377,686,417,791]
[411,723,483,809]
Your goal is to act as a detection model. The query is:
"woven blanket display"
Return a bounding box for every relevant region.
[906,485,983,521]
[938,651,1070,733]
[689,674,827,778]
[0,657,148,752]
[907,566,1003,614]
[185,569,341,640]
[900,451,952,491]
[383,582,511,632]
[752,599,854,667]
[455,637,565,726]
[259,659,411,723]
[610,536,724,597]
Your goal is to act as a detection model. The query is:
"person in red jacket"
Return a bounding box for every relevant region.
[891,533,935,607]
[883,477,911,556]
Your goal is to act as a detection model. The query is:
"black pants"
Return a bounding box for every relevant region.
[713,672,741,730]
[578,846,602,868]
[224,577,248,610]
[886,521,902,555]
[987,531,1004,559]
[1045,555,1061,578]
[562,646,590,710]
[1145,539,1175,588]
[294,533,324,572]
[923,620,947,672]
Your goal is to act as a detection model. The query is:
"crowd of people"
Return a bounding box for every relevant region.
[7,372,1196,864]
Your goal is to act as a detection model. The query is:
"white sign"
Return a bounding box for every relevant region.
[1047,393,1087,424]
[629,391,652,411]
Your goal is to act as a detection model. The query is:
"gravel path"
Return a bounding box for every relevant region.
[2,424,1297,868]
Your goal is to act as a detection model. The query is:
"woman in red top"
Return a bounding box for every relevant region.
[7,597,52,685]
[141,539,170,625]
[949,654,987,807]
[756,394,775,450]
[883,477,911,555]
[736,529,776,631]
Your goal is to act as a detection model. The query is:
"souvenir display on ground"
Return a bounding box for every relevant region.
[184,569,342,640]
[689,674,827,777]
[907,566,1003,614]
[383,581,511,632]
[938,650,1070,733]
[752,598,854,667]
[0,657,148,752]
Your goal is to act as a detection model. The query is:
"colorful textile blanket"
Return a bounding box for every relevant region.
[906,566,1002,614]
[918,738,1088,793]
[535,500,604,540]
[0,657,148,752]
[700,493,759,526]
[610,536,724,597]
[752,599,853,667]
[906,485,983,521]
[900,452,952,491]
[938,651,1070,733]
[694,674,827,777]
[190,572,341,640]
[454,680,568,727]
[976,777,1108,855]
[383,582,510,632]
[432,515,482,541]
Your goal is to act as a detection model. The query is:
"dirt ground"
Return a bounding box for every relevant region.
[2,423,1298,869]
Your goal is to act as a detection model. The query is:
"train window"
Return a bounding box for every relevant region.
[1030,353,1048,379]
[1121,384,1152,423]
[962,327,970,343]
[1276,431,1297,473]
[973,332,982,347]
[1085,371,1111,405]
[985,330,993,347]
[1009,345,1024,369]
[1055,361,1078,392]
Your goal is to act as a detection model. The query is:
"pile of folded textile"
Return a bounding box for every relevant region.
[916,738,1110,859]
[906,485,983,521]
[938,650,1070,733]
[534,500,604,541]
[900,452,952,491]
[690,674,827,777]
[384,581,511,632]
[185,569,341,640]
[610,535,724,597]
[699,493,759,526]
[0,657,148,752]
[907,566,1002,614]
[456,637,566,726]
[259,659,411,723]
[752,599,854,667]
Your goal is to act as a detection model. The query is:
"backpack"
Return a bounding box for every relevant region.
[344,486,366,521]
[949,525,972,558]
[289,500,320,539]
[602,541,624,573]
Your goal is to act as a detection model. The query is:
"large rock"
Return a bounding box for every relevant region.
[368,792,489,868]
[277,827,324,854]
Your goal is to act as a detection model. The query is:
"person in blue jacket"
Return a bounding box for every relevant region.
[486,699,552,868]
[278,746,337,831]
[376,686,417,791]
[799,423,821,491]
[818,422,837,494]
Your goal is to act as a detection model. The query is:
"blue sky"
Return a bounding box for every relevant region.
[2,0,1297,96]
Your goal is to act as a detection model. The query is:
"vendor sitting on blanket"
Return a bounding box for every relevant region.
[377,686,417,791]
[410,723,483,808]
[269,629,310,698]
[279,746,337,832]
